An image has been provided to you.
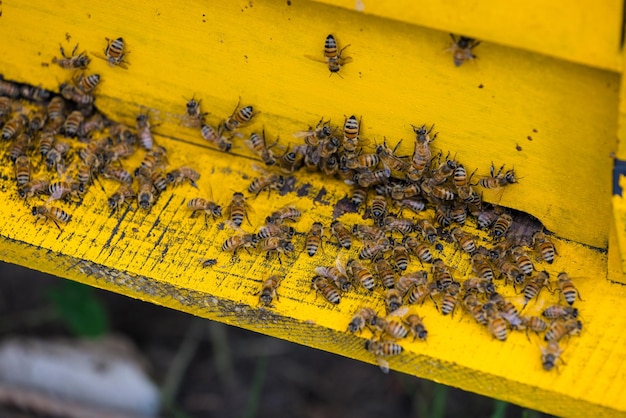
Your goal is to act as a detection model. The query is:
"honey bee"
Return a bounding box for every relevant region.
[78,113,106,138]
[376,139,409,174]
[432,258,454,289]
[511,246,534,276]
[347,259,376,291]
[403,236,433,264]
[277,148,303,174]
[47,180,82,203]
[0,97,13,120]
[181,96,208,128]
[108,184,135,212]
[490,293,523,330]
[395,270,428,296]
[219,100,256,135]
[370,312,409,340]
[45,141,71,175]
[392,245,410,271]
[352,224,386,241]
[330,220,352,249]
[305,222,324,256]
[522,271,551,307]
[533,231,557,264]
[0,78,20,98]
[32,205,71,229]
[384,288,404,313]
[52,44,90,69]
[258,275,283,308]
[542,304,578,319]
[18,178,49,200]
[441,281,461,316]
[447,35,481,67]
[407,281,437,306]
[496,258,525,287]
[345,153,379,170]
[256,223,295,240]
[72,71,100,94]
[434,205,451,228]
[14,155,31,188]
[364,339,403,374]
[222,233,258,255]
[347,307,376,333]
[486,311,508,341]
[354,167,391,188]
[491,213,513,239]
[476,209,498,230]
[452,164,472,188]
[521,316,548,337]
[471,253,495,281]
[306,34,352,76]
[463,294,487,325]
[63,110,84,138]
[358,237,390,260]
[541,341,564,371]
[104,142,135,163]
[149,171,168,192]
[463,277,495,294]
[93,37,129,68]
[188,197,223,226]
[226,192,251,227]
[266,205,301,224]
[260,237,295,264]
[544,318,582,342]
[28,108,47,132]
[478,163,517,189]
[47,96,66,121]
[200,124,233,152]
[59,83,94,107]
[2,113,27,140]
[311,276,341,304]
[8,133,32,161]
[293,118,332,146]
[315,258,351,292]
[109,123,136,145]
[248,170,285,196]
[374,256,396,289]
[245,131,277,166]
[557,272,582,305]
[167,167,200,188]
[102,165,133,185]
[368,195,387,222]
[405,313,428,341]
[451,227,476,254]
[416,218,438,244]
[399,199,426,214]
[382,215,414,235]
[137,175,156,210]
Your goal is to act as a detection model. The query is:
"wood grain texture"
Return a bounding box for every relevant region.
[0,1,625,416]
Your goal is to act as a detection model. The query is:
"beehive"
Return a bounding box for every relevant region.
[0,1,625,417]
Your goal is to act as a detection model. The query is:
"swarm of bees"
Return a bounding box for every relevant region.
[0,31,581,377]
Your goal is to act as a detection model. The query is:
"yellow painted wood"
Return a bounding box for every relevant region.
[312,0,624,72]
[0,1,625,416]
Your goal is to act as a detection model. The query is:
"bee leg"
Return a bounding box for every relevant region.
[190,180,198,188]
[50,218,62,231]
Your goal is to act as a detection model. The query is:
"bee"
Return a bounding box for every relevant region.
[449,204,467,225]
[447,34,481,67]
[137,175,156,211]
[93,37,129,68]
[0,78,20,98]
[376,139,408,173]
[407,281,437,306]
[370,313,409,340]
[399,199,426,214]
[102,165,133,185]
[130,114,155,151]
[245,130,277,166]
[405,313,428,341]
[491,213,513,239]
[266,205,301,224]
[463,277,495,294]
[260,237,295,264]
[451,227,477,254]
[188,197,223,226]
[471,253,495,281]
[486,310,508,341]
[345,153,379,170]
[395,270,428,295]
[222,233,258,255]
[226,192,251,227]
[490,293,524,330]
[59,83,94,107]
[522,271,551,307]
[78,113,106,137]
[380,216,412,236]
[28,108,48,132]
[348,307,376,333]
[248,171,285,196]
[496,258,525,287]
[220,100,256,135]
[521,316,548,337]
[542,304,578,320]
[306,34,352,76]
[403,236,434,264]
[352,224,386,241]
[368,195,387,222]
[373,256,396,289]
[45,141,71,175]
[63,110,84,137]
[181,96,208,128]
[476,209,498,230]
[452,164,471,188]
[432,259,454,289]
[258,275,283,308]
[392,245,410,271]
[109,123,136,145]
[315,259,351,292]
[293,118,333,147]
[47,96,66,121]
[347,259,376,291]
[201,124,233,152]
[48,180,82,202]
[76,157,99,190]
[256,223,295,240]
[330,220,352,249]
[384,288,404,313]
[108,184,135,212]
[32,205,71,229]
[277,146,303,174]
[557,272,582,305]
[544,318,582,343]
[2,113,27,140]
[52,44,90,69]
[104,142,135,163]
[311,276,341,305]
[511,246,535,276]
[167,167,200,188]
[364,339,403,374]
[478,163,517,189]
[14,155,31,188]
[18,178,49,200]
[441,281,461,316]
[416,218,438,244]
[318,136,340,159]
[0,97,13,120]
[305,222,324,256]
[463,294,487,325]
[358,237,390,260]
[434,204,451,228]
[541,341,564,371]
[354,167,391,188]
[72,72,100,94]
[8,133,32,161]
[533,231,557,264]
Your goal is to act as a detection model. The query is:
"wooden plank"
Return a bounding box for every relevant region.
[0,0,625,416]
[312,0,624,72]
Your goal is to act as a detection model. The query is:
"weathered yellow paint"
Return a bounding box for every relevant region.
[0,1,625,416]
[312,0,624,72]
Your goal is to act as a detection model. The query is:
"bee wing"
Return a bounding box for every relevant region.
[335,254,348,276]
[387,306,409,318]
[304,54,328,64]
[314,266,329,277]
[90,51,109,62]
[376,357,390,374]
[339,56,353,66]
[293,130,314,138]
